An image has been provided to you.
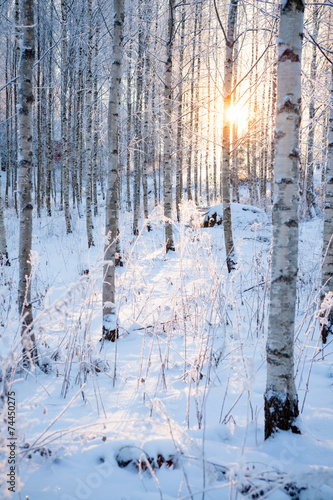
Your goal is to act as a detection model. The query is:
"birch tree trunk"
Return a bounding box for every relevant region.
[61,0,72,234]
[102,0,124,341]
[85,0,95,247]
[46,0,53,217]
[93,18,100,217]
[186,3,199,202]
[221,0,238,273]
[264,0,304,439]
[18,0,38,365]
[0,157,9,266]
[321,67,333,344]
[133,0,144,236]
[163,0,175,253]
[176,3,185,221]
[305,7,319,219]
[142,2,152,231]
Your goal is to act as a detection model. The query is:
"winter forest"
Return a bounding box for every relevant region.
[0,0,333,497]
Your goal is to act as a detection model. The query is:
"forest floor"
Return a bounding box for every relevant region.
[0,197,333,499]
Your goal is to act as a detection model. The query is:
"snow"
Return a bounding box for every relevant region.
[0,201,333,499]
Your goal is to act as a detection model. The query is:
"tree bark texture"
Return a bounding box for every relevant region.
[221,0,238,273]
[102,0,124,341]
[264,0,305,439]
[163,0,175,253]
[18,0,38,365]
[321,67,333,344]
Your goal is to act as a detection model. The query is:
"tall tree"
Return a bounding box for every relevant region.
[321,66,333,344]
[264,0,305,439]
[85,0,95,247]
[132,0,144,236]
[304,6,320,219]
[61,0,72,234]
[102,0,124,341]
[221,0,238,273]
[0,157,9,266]
[18,0,38,365]
[163,0,175,252]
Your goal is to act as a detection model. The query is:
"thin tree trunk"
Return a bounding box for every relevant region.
[193,3,203,205]
[61,0,72,233]
[85,0,94,247]
[133,0,144,235]
[164,0,175,252]
[305,6,319,219]
[18,0,38,365]
[187,3,199,202]
[142,3,152,231]
[102,0,124,341]
[93,18,100,217]
[221,0,238,273]
[0,157,9,266]
[321,67,333,344]
[264,0,304,439]
[46,0,53,217]
[176,2,185,221]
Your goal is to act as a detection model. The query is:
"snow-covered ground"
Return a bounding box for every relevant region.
[0,200,332,499]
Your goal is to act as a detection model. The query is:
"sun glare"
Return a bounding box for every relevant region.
[226,103,248,130]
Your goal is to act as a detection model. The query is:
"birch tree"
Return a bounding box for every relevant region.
[0,157,9,266]
[61,0,72,234]
[85,0,95,248]
[18,0,38,365]
[321,67,333,344]
[304,7,320,219]
[221,0,238,273]
[264,0,305,439]
[102,0,124,341]
[163,0,175,252]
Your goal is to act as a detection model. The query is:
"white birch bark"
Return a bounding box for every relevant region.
[321,67,333,344]
[102,0,124,341]
[0,157,9,266]
[221,0,238,273]
[85,0,95,247]
[61,0,72,234]
[305,7,319,219]
[18,0,38,365]
[132,0,144,236]
[163,0,175,252]
[142,2,152,231]
[176,3,185,221]
[186,4,199,202]
[264,0,304,439]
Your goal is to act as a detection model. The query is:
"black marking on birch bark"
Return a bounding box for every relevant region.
[275,130,286,140]
[279,48,300,63]
[278,100,299,114]
[273,201,288,211]
[19,107,29,115]
[273,274,295,284]
[281,0,305,14]
[276,177,292,184]
[284,218,298,227]
[264,391,300,439]
[267,346,292,358]
[26,94,34,104]
[288,148,300,159]
[102,326,119,342]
